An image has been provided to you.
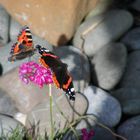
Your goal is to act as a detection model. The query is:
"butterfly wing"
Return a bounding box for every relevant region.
[39,50,75,101]
[8,26,35,61]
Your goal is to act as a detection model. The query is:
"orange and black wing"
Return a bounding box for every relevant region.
[38,48,75,101]
[8,26,35,61]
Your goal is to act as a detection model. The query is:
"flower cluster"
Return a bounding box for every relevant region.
[19,61,53,87]
[81,128,95,140]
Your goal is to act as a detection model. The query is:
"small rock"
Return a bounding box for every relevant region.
[112,88,140,115]
[83,86,121,127]
[86,0,113,20]
[117,115,140,140]
[90,43,127,90]
[0,114,24,136]
[54,46,90,93]
[131,0,140,12]
[119,51,140,88]
[121,27,140,51]
[0,5,10,44]
[73,10,133,56]
[0,88,18,116]
[26,92,88,135]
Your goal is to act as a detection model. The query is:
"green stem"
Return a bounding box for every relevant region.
[49,84,54,140]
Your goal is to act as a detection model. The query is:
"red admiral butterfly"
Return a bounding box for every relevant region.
[8,26,36,62]
[36,45,75,101]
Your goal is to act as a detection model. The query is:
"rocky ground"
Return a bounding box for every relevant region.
[0,0,140,140]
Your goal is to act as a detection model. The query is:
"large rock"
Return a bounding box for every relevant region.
[54,46,90,93]
[0,5,9,45]
[0,68,57,113]
[117,115,140,140]
[90,43,127,90]
[26,92,88,135]
[73,10,133,56]
[112,88,140,115]
[0,0,98,46]
[0,88,18,116]
[82,86,121,127]
[120,51,140,88]
[121,27,140,51]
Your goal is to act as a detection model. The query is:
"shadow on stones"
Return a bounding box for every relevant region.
[0,63,3,76]
[57,34,68,46]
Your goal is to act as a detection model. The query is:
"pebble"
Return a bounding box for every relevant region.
[112,88,140,115]
[0,5,9,45]
[121,27,140,51]
[90,43,127,90]
[82,86,121,127]
[117,115,140,140]
[73,10,133,56]
[119,51,140,88]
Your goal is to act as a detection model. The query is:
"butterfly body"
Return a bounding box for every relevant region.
[36,45,75,101]
[8,26,35,62]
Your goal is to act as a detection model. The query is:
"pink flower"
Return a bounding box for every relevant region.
[19,61,53,87]
[81,128,95,140]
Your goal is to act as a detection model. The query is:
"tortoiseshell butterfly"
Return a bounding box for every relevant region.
[8,26,36,61]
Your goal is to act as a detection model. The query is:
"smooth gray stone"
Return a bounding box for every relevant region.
[117,115,140,140]
[0,114,23,136]
[83,86,121,127]
[121,27,140,51]
[0,89,18,116]
[90,43,127,90]
[0,5,9,44]
[112,88,140,115]
[120,51,140,88]
[73,10,133,56]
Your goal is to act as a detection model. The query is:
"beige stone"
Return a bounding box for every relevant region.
[0,0,99,46]
[0,67,64,113]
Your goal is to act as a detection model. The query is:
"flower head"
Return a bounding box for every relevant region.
[19,61,53,87]
[81,128,95,140]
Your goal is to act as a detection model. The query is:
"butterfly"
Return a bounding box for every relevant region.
[8,26,36,62]
[36,45,75,101]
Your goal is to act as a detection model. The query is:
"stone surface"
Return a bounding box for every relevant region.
[83,86,121,127]
[121,27,140,51]
[0,39,53,74]
[10,17,53,51]
[26,92,88,135]
[0,0,98,46]
[0,89,18,116]
[54,46,90,93]
[117,115,140,140]
[73,10,133,56]
[0,5,9,45]
[131,0,140,12]
[86,0,113,20]
[90,43,127,90]
[0,67,58,113]
[0,114,23,136]
[112,88,140,115]
[0,63,2,76]
[120,51,140,88]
